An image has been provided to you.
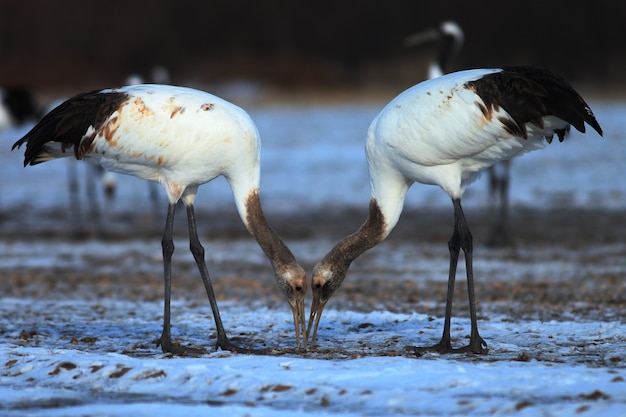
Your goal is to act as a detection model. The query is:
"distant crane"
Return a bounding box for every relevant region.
[13,84,307,354]
[0,87,40,208]
[0,87,40,130]
[307,66,602,353]
[405,20,513,246]
[404,20,464,79]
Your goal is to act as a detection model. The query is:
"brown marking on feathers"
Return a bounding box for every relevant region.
[12,90,131,165]
[169,106,184,119]
[201,103,215,111]
[475,101,493,121]
[465,71,543,139]
[130,97,154,120]
[77,131,98,159]
[163,96,185,119]
[497,115,526,138]
[164,182,185,201]
[77,93,130,159]
[101,115,121,146]
[465,66,603,141]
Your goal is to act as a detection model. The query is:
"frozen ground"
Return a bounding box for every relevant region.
[0,99,625,416]
[1,298,626,417]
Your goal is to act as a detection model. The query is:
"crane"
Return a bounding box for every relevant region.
[307,66,602,353]
[13,84,307,354]
[0,87,40,130]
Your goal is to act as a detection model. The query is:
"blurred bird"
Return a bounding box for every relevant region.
[0,87,41,208]
[404,20,464,79]
[13,84,307,354]
[0,87,40,130]
[405,20,514,246]
[307,66,602,353]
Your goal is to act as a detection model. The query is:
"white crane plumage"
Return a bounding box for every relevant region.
[307,66,602,353]
[13,84,307,354]
[406,20,514,246]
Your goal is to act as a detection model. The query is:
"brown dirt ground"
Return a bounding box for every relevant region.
[1,206,624,326]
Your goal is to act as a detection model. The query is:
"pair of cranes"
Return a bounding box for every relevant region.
[12,37,602,355]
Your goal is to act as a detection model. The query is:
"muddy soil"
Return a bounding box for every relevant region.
[2,205,624,327]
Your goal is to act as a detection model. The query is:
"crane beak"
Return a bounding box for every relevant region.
[404,28,439,47]
[291,297,307,351]
[291,300,307,350]
[306,295,327,348]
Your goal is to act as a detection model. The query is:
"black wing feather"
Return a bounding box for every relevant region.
[502,66,603,136]
[12,89,129,166]
[466,66,602,140]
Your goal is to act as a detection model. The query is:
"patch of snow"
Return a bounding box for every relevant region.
[1,298,625,416]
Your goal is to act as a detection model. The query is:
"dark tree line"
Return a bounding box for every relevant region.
[1,0,623,92]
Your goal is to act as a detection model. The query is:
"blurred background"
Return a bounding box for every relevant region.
[1,0,625,99]
[1,0,624,242]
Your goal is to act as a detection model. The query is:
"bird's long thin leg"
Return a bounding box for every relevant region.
[430,199,463,353]
[408,200,460,354]
[499,168,510,241]
[443,199,487,353]
[487,162,512,247]
[461,202,488,354]
[67,159,84,235]
[184,203,239,352]
[157,203,205,356]
[86,164,103,232]
[185,204,270,355]
[410,198,487,354]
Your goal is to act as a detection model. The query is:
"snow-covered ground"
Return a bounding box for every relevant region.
[1,298,625,417]
[1,99,625,416]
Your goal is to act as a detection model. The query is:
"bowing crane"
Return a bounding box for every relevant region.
[13,84,307,354]
[307,66,602,353]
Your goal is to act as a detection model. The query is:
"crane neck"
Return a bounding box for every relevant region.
[244,190,297,270]
[320,199,387,270]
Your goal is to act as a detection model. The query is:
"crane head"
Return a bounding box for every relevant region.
[274,264,308,351]
[306,261,348,347]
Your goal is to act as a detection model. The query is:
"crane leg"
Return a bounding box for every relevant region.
[67,159,85,235]
[455,199,488,354]
[487,161,512,247]
[157,203,206,355]
[157,202,269,355]
[184,203,237,352]
[185,204,271,354]
[409,198,488,354]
